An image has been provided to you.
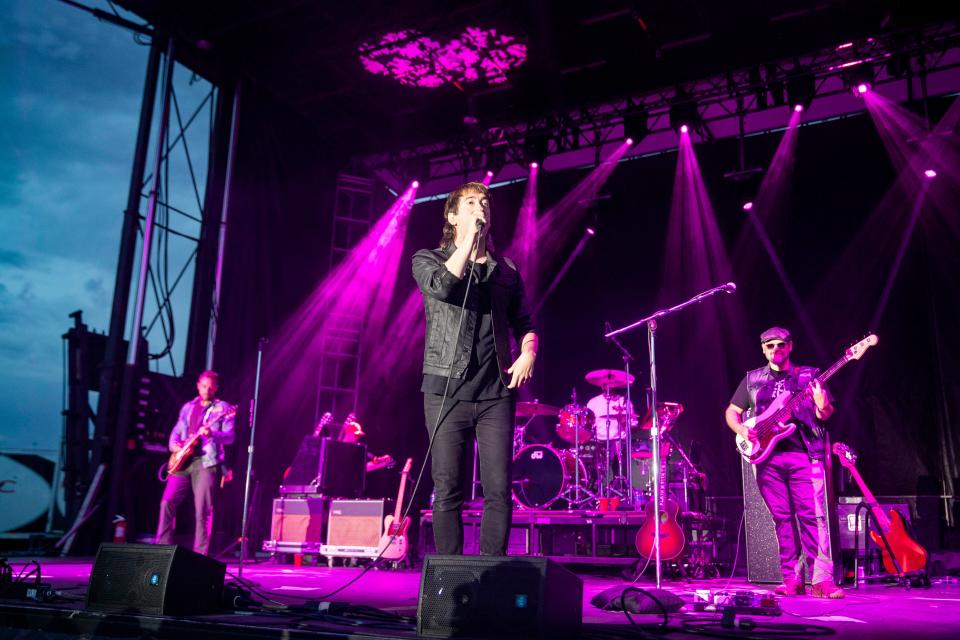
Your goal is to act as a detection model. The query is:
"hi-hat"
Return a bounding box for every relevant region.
[584,369,635,388]
[515,401,560,417]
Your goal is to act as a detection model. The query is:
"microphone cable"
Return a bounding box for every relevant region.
[313,230,484,601]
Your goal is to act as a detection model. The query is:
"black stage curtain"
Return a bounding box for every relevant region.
[209,93,959,547]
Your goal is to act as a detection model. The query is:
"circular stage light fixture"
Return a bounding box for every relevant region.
[359,27,527,88]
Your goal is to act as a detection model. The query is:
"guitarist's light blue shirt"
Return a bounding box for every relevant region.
[169,398,236,470]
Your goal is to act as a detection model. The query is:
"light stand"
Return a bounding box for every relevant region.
[238,337,267,579]
[606,282,735,589]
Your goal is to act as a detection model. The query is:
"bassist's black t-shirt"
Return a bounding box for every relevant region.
[731,368,807,454]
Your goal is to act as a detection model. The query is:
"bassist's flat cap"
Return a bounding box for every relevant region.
[760,326,792,343]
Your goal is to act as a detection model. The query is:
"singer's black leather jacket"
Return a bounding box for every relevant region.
[412,246,535,387]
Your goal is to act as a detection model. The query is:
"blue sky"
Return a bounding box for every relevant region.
[1,1,207,452]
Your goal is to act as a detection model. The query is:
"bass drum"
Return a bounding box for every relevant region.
[512,445,588,509]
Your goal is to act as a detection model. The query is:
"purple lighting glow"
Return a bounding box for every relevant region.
[626,137,634,146]
[586,227,596,236]
[794,104,804,113]
[742,201,754,211]
[856,83,871,96]
[359,27,527,88]
[924,169,937,179]
[679,124,689,134]
[530,162,538,169]
[411,180,420,188]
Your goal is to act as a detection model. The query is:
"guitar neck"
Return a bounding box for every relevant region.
[393,472,408,522]
[845,465,891,532]
[776,355,848,420]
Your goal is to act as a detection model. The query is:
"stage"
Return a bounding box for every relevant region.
[1,557,959,639]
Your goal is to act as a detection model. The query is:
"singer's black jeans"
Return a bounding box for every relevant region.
[424,393,515,555]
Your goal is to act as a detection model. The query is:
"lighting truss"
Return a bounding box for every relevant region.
[360,21,960,190]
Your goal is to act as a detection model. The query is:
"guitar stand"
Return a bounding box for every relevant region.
[852,501,928,589]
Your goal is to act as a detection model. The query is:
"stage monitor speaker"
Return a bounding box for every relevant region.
[281,436,366,497]
[86,543,225,616]
[417,554,582,639]
[741,458,838,584]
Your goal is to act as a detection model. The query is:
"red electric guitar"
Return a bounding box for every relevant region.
[736,335,878,464]
[833,442,928,575]
[635,443,686,560]
[166,406,236,474]
[377,458,413,561]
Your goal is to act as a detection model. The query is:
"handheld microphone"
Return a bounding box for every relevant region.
[476,218,486,230]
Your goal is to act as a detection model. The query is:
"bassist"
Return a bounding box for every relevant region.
[155,370,235,555]
[724,327,843,599]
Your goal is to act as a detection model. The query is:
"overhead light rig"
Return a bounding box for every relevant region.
[359,21,960,191]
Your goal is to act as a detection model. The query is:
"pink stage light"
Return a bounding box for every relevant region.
[793,104,804,113]
[742,201,754,211]
[924,169,937,179]
[626,137,634,146]
[412,180,420,188]
[486,170,494,177]
[855,82,871,96]
[359,27,527,88]
[586,227,596,236]
[530,162,538,169]
[679,124,689,134]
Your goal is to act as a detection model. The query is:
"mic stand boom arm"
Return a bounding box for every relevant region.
[604,282,735,590]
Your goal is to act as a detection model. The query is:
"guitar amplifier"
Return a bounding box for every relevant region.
[262,496,329,554]
[320,499,384,559]
[836,497,911,550]
[281,436,366,497]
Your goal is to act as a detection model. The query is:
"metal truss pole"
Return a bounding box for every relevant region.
[207,80,242,370]
[90,37,162,529]
[102,35,177,544]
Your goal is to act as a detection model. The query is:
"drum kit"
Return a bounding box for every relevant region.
[511,369,704,512]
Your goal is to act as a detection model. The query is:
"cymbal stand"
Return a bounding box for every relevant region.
[605,326,637,507]
[606,282,735,590]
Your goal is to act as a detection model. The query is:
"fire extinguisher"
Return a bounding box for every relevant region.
[113,515,127,544]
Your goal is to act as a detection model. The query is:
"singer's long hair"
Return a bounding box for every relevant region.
[439,182,494,251]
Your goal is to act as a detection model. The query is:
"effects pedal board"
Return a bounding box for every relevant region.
[693,589,782,617]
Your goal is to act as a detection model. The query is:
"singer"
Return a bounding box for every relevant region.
[412,181,538,555]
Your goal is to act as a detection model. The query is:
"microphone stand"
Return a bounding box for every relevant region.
[239,337,268,579]
[606,283,734,590]
[605,324,636,508]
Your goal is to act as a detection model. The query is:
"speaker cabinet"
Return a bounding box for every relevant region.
[281,436,366,497]
[270,497,329,543]
[417,555,582,639]
[86,543,225,616]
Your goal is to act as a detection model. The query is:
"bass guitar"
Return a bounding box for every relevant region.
[736,335,877,464]
[833,442,928,575]
[166,406,236,474]
[377,458,413,561]
[635,442,686,560]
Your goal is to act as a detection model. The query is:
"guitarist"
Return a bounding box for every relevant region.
[724,327,844,599]
[155,370,235,555]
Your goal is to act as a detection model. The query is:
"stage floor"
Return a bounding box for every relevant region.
[1,557,959,639]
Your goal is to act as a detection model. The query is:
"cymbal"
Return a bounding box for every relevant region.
[638,401,684,430]
[515,401,559,417]
[584,369,636,388]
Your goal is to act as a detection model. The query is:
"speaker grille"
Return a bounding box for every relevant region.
[87,544,174,614]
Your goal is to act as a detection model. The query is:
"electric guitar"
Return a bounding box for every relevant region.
[312,412,333,437]
[635,442,686,560]
[736,335,878,464]
[833,442,928,575]
[377,458,413,561]
[167,406,236,474]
